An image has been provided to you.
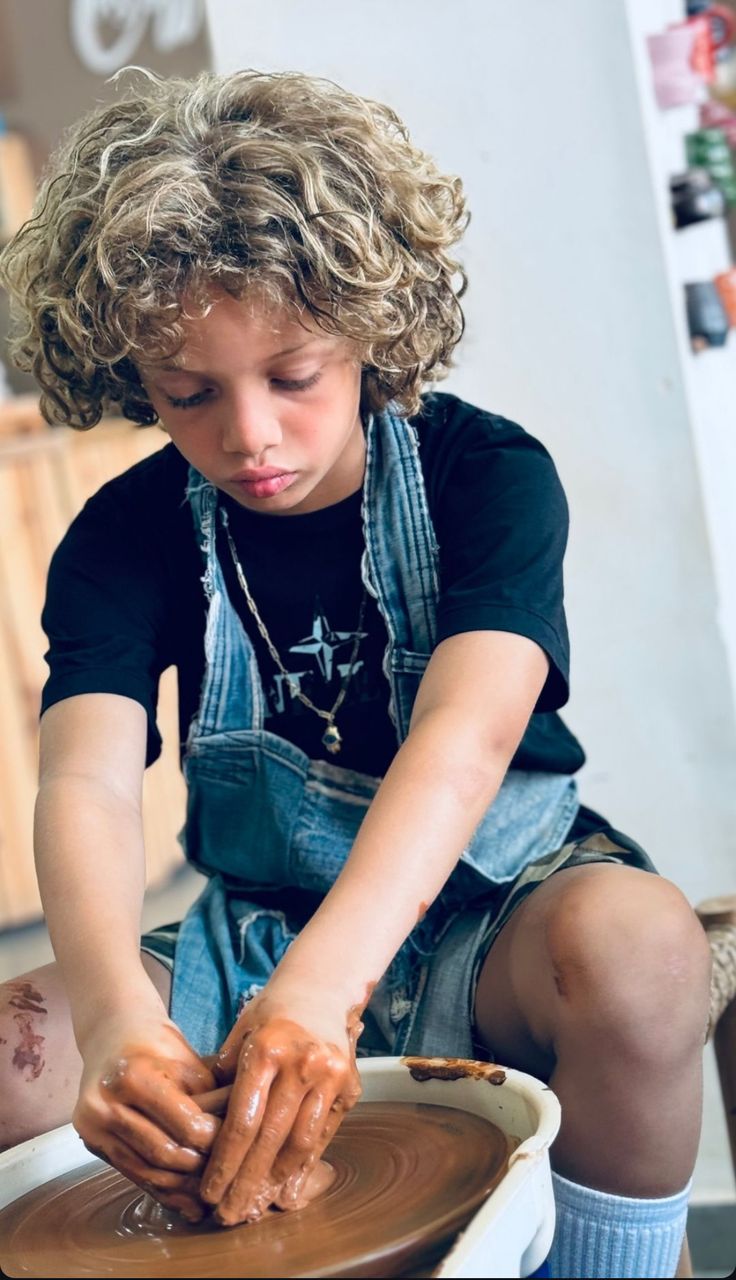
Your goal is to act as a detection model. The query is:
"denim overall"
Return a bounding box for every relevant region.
[169,408,579,1055]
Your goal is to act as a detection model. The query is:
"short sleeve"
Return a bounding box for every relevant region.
[41,483,170,766]
[428,408,571,711]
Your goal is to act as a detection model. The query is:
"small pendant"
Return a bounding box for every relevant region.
[322,723,342,754]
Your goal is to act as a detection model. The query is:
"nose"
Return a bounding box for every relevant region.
[221,385,282,459]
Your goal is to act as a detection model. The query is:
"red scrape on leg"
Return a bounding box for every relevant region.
[11,1012,46,1079]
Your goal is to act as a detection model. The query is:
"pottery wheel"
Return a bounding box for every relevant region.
[0,1102,511,1279]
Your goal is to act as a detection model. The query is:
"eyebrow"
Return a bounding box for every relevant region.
[155,338,320,373]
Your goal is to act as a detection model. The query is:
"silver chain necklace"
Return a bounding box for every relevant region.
[221,508,367,755]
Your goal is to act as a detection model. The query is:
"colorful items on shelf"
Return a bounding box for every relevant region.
[684,280,730,349]
[686,2,736,52]
[670,168,727,226]
[714,266,736,323]
[648,4,736,108]
[685,126,736,203]
[648,19,714,107]
[700,97,736,145]
[701,0,736,110]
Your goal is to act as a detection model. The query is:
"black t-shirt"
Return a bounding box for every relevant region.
[40,393,586,777]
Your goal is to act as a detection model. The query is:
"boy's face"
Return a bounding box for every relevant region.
[139,289,365,515]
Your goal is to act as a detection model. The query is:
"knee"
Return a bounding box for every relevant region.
[0,980,50,1147]
[544,869,711,1060]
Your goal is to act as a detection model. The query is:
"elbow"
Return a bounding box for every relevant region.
[405,707,518,807]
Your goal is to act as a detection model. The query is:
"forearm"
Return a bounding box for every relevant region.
[274,707,509,1007]
[34,776,162,1047]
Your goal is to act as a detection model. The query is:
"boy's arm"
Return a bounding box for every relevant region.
[203,628,549,1222]
[35,693,217,1218]
[279,628,549,995]
[36,693,156,1040]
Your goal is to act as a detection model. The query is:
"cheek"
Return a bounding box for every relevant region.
[303,408,355,459]
[281,402,333,449]
[292,374,361,449]
[159,419,216,473]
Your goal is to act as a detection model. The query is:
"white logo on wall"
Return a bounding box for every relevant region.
[70,0,204,75]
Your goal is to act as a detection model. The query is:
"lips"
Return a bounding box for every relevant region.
[232,468,289,482]
[231,469,297,499]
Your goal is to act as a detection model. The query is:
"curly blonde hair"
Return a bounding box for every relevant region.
[0,69,468,427]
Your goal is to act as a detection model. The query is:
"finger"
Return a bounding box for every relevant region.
[154,1190,207,1224]
[134,1173,209,1224]
[275,1090,351,1209]
[109,1103,207,1172]
[109,1064,220,1152]
[193,1085,231,1116]
[214,1078,306,1226]
[87,1132,208,1223]
[270,1062,361,1208]
[171,1056,218,1096]
[270,1087,333,1206]
[200,1051,276,1204]
[212,1031,248,1083]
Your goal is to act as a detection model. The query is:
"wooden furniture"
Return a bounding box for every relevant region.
[677,897,736,1279]
[699,894,736,1182]
[0,402,185,928]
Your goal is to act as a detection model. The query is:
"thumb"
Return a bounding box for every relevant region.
[171,1053,218,1095]
[212,1020,253,1082]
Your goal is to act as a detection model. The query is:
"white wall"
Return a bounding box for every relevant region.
[627,0,736,713]
[204,0,736,1200]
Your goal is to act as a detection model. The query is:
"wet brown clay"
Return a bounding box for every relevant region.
[403,1056,507,1085]
[0,1102,511,1278]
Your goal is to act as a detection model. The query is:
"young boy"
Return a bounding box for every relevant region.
[0,69,711,1277]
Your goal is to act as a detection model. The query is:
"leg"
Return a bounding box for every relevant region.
[0,953,171,1148]
[474,863,711,1196]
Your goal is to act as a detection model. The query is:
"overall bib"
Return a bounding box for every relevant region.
[167,408,580,1056]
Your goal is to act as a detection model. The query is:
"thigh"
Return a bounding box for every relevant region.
[0,952,171,1147]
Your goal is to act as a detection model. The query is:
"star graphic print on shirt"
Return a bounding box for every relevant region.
[210,486,398,774]
[267,598,368,715]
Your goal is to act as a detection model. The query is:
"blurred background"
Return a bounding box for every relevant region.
[0,2,734,1272]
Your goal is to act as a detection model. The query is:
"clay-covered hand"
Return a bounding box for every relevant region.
[200,987,363,1226]
[73,1012,219,1222]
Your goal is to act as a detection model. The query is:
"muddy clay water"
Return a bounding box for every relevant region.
[0,1101,511,1278]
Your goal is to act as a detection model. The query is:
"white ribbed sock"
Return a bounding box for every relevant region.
[547,1171,691,1279]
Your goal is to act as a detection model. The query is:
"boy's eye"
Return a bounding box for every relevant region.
[164,370,321,409]
[272,371,321,392]
[166,388,212,409]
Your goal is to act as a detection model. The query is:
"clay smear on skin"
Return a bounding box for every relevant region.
[346,977,377,1050]
[8,982,48,1015]
[11,1014,46,1079]
[6,982,47,1079]
[402,1055,507,1085]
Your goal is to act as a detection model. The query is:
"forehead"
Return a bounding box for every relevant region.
[152,287,333,371]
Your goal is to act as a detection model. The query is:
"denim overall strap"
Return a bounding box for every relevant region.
[361,408,439,656]
[184,468,265,738]
[361,408,440,740]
